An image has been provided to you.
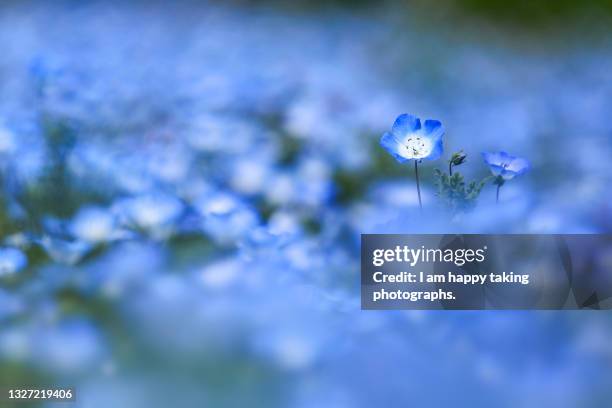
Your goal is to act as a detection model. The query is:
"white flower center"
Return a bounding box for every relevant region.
[398,135,432,159]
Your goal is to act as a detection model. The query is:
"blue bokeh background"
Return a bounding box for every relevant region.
[1,1,611,407]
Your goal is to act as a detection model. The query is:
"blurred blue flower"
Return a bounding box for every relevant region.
[115,193,184,238]
[380,114,444,162]
[482,151,530,180]
[70,206,118,244]
[194,191,259,245]
[39,236,92,265]
[0,247,27,276]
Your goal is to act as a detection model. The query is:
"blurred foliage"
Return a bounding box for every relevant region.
[433,169,489,214]
[447,0,612,24]
[240,0,612,29]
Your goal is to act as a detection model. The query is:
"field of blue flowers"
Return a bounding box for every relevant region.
[1,1,611,407]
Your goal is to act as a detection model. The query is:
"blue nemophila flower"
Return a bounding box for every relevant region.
[482,151,530,180]
[70,206,117,244]
[380,114,444,163]
[115,193,184,239]
[39,236,92,265]
[194,191,259,245]
[0,247,27,276]
[380,113,444,210]
[482,151,530,203]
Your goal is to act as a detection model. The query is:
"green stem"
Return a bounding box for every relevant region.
[496,184,501,204]
[415,160,423,212]
[449,161,453,176]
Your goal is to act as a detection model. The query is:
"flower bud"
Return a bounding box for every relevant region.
[450,151,467,167]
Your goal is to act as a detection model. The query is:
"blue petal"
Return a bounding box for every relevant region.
[424,136,444,161]
[507,157,530,174]
[481,152,505,167]
[423,119,444,142]
[501,170,518,180]
[488,163,504,176]
[380,132,409,163]
[392,114,421,138]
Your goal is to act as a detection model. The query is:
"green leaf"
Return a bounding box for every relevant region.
[433,168,491,214]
